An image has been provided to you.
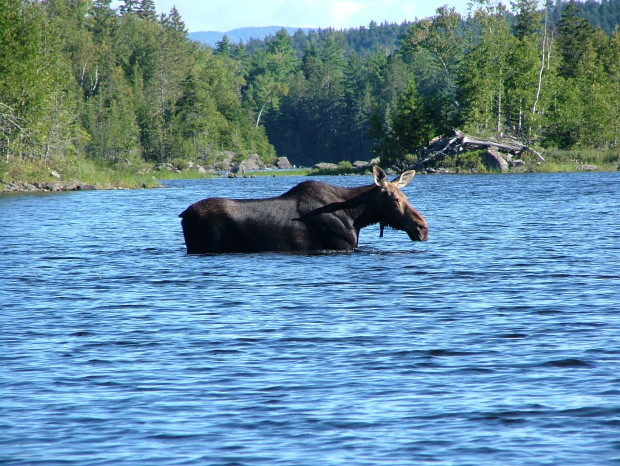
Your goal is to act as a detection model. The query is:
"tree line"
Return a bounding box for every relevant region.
[0,0,274,171]
[244,0,620,166]
[1,0,619,173]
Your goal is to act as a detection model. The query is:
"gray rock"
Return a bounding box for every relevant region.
[231,153,263,173]
[213,151,237,171]
[275,156,293,169]
[313,162,339,170]
[481,149,509,172]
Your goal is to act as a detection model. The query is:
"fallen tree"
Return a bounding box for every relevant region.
[453,130,545,162]
[412,129,545,173]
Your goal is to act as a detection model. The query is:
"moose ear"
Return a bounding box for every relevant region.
[392,170,416,188]
[373,166,387,186]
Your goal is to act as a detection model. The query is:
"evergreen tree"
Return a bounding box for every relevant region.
[266,29,298,75]
[171,66,224,160]
[215,35,232,56]
[137,0,157,21]
[557,0,594,78]
[246,30,296,127]
[511,0,542,39]
[119,0,140,15]
[162,6,186,35]
[403,6,465,128]
[378,78,437,167]
[342,54,373,161]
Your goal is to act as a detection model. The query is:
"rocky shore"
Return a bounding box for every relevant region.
[1,154,295,194]
[155,153,295,175]
[4,139,615,194]
[2,180,102,194]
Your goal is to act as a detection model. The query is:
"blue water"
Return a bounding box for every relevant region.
[1,172,619,465]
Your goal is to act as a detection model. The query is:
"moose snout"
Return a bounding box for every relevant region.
[408,223,428,242]
[418,223,429,241]
[406,211,428,242]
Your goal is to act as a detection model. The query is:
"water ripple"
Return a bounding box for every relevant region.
[1,172,620,465]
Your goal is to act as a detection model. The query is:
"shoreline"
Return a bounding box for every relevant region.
[0,180,162,195]
[3,165,619,195]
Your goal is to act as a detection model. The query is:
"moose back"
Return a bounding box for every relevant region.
[179,166,428,254]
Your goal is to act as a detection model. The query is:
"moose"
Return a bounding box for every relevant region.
[179,166,428,254]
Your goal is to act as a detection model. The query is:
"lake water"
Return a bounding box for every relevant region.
[1,171,619,465]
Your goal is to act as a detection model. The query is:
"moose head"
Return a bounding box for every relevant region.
[372,166,428,242]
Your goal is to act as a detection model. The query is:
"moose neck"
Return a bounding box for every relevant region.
[344,184,384,232]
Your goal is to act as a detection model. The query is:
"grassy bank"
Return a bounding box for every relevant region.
[534,148,620,173]
[0,156,317,192]
[1,156,165,190]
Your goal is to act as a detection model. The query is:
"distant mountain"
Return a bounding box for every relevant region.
[189,26,315,46]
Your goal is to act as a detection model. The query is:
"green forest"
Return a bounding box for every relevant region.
[1,0,619,187]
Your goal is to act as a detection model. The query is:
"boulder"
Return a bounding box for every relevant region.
[313,162,339,170]
[213,151,237,171]
[481,148,509,172]
[43,182,62,191]
[231,153,263,173]
[275,156,293,169]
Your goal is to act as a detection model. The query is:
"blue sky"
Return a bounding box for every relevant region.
[114,0,476,32]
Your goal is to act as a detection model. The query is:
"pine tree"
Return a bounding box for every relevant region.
[557,0,594,78]
[119,0,140,15]
[138,0,157,21]
[511,0,542,39]
[380,78,437,167]
[215,35,232,56]
[265,29,298,76]
[163,6,186,35]
[403,6,465,128]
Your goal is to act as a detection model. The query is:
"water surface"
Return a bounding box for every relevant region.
[2,172,619,465]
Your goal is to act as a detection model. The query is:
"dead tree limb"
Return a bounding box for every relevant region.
[453,129,545,162]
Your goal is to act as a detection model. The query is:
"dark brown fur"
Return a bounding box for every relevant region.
[179,166,428,253]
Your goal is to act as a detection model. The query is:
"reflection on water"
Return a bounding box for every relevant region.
[1,172,620,465]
